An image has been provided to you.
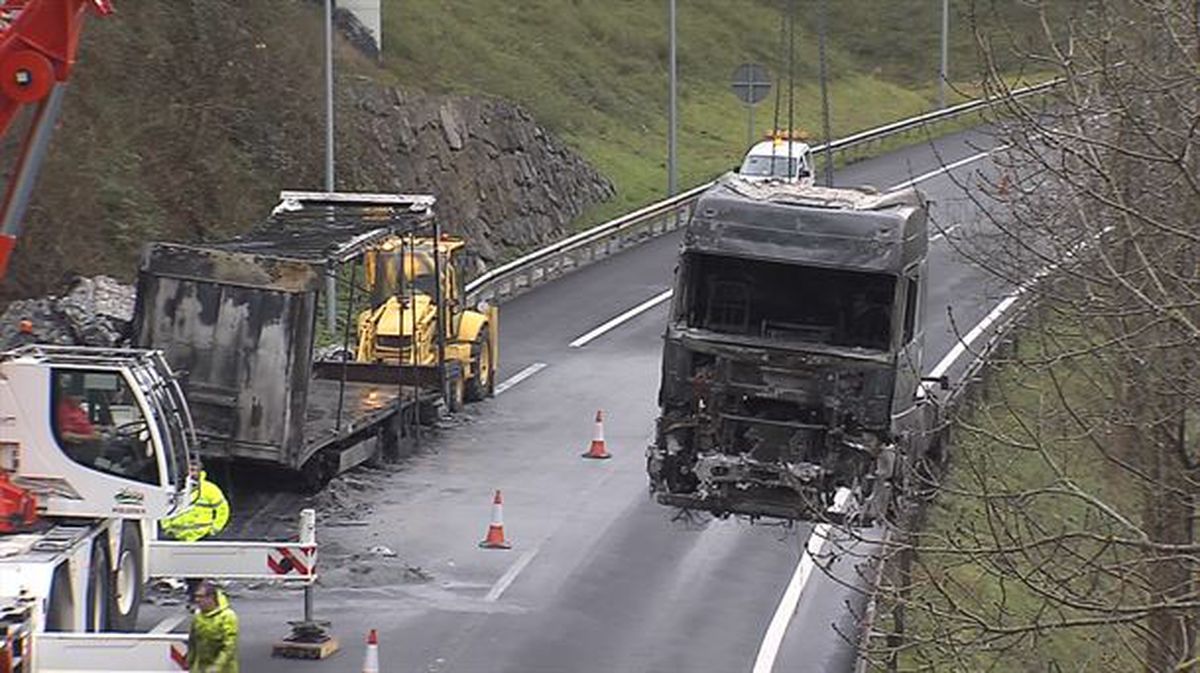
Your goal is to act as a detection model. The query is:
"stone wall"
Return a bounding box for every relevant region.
[341,83,615,271]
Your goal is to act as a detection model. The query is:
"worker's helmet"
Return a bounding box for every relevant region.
[17,319,32,334]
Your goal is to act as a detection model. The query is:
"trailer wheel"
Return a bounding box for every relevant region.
[85,537,111,632]
[465,330,493,402]
[46,564,72,632]
[108,523,144,631]
[300,451,340,494]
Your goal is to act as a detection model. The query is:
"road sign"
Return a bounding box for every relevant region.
[731,63,772,105]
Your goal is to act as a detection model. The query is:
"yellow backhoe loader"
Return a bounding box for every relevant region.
[355,235,498,409]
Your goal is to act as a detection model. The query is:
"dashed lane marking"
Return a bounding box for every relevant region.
[494,362,548,396]
[485,549,539,602]
[568,289,673,348]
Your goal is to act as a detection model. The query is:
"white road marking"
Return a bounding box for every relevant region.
[924,226,1103,383]
[752,488,852,673]
[494,362,548,396]
[568,289,674,348]
[485,549,539,602]
[927,294,1020,381]
[887,147,1007,191]
[889,146,1011,243]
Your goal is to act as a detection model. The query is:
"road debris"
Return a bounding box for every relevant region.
[0,275,134,348]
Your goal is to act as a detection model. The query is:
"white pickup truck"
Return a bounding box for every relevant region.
[737,138,815,184]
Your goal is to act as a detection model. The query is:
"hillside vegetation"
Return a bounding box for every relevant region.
[3,0,1051,299]
[380,0,1055,219]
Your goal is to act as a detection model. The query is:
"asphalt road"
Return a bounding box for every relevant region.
[147,127,1014,673]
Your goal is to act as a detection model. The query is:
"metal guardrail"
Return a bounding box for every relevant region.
[464,77,1062,306]
[852,306,1024,673]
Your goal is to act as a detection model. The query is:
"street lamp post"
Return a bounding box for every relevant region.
[817,0,833,186]
[667,0,678,197]
[939,0,949,108]
[324,0,337,334]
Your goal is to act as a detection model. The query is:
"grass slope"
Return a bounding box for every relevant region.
[381,0,948,220]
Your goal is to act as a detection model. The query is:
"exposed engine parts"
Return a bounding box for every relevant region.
[647,175,936,523]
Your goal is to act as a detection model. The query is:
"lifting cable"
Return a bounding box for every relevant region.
[768,0,798,175]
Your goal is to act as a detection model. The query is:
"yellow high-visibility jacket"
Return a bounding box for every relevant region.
[162,471,230,542]
[188,590,238,673]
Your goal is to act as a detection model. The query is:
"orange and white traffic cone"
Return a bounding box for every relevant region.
[997,172,1012,196]
[479,490,512,549]
[362,629,380,673]
[581,409,612,460]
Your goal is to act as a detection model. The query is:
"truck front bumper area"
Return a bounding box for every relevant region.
[647,441,896,523]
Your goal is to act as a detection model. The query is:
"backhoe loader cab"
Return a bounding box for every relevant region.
[0,346,193,521]
[356,235,497,406]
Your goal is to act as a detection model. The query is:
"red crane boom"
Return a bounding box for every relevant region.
[0,0,111,280]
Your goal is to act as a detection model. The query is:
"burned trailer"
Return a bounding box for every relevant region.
[133,192,445,489]
[648,176,935,522]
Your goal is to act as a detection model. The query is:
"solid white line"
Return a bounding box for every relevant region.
[568,289,674,348]
[752,489,852,673]
[891,145,1014,243]
[927,294,1020,380]
[485,549,538,602]
[494,362,548,396]
[924,225,1105,386]
[887,146,1008,191]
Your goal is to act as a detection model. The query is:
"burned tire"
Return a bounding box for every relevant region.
[108,523,144,631]
[300,451,340,494]
[465,330,493,402]
[85,536,111,632]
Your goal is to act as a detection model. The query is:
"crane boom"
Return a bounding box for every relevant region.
[0,0,111,280]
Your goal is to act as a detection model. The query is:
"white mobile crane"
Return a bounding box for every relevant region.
[0,3,321,670]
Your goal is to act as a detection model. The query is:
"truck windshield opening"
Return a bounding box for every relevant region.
[682,253,895,350]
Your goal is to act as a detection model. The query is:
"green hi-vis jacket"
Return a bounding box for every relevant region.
[162,471,230,542]
[188,590,239,673]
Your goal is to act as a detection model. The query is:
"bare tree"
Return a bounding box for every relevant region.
[862,1,1200,671]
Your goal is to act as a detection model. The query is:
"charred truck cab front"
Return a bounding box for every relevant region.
[648,176,932,522]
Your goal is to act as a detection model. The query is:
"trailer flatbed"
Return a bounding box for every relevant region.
[134,192,445,488]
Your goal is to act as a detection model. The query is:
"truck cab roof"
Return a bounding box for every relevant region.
[686,175,928,274]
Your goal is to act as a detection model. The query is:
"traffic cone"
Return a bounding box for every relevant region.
[581,409,612,460]
[479,490,512,549]
[362,629,380,673]
[997,172,1012,196]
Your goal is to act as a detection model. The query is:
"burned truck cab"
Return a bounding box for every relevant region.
[648,176,930,521]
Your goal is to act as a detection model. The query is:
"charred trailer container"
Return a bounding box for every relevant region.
[134,192,442,489]
[648,177,937,522]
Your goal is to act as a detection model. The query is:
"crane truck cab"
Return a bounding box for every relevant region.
[0,346,194,634]
[0,346,192,521]
[737,137,815,185]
